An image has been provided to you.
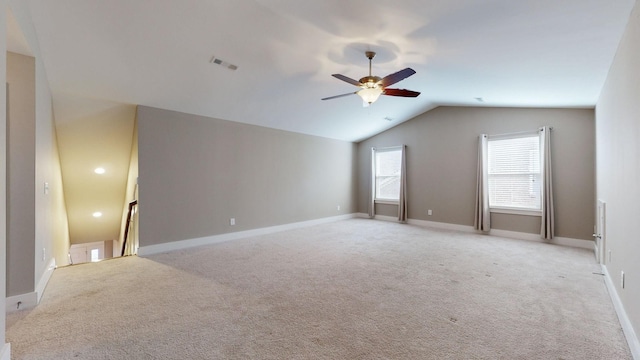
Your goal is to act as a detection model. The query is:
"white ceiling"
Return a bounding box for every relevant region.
[25,0,636,142]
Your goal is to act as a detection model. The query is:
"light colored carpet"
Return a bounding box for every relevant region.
[7,219,632,359]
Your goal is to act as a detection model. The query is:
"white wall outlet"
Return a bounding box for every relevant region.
[42,247,46,261]
[337,205,341,211]
[427,209,433,216]
[621,271,625,289]
[230,218,235,226]
[44,182,49,195]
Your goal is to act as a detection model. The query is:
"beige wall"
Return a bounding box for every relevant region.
[34,57,66,276]
[1,0,8,347]
[117,116,138,255]
[7,49,67,291]
[596,0,640,347]
[51,126,70,266]
[137,106,357,247]
[358,107,595,241]
[5,1,70,300]
[6,51,36,297]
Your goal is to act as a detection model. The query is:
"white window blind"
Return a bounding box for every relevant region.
[488,134,541,211]
[374,148,402,201]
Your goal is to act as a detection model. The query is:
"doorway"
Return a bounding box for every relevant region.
[68,241,111,265]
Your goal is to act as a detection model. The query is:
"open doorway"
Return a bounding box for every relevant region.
[68,241,107,265]
[55,100,138,265]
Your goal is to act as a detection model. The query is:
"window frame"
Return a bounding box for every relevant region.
[372,146,403,204]
[487,132,543,216]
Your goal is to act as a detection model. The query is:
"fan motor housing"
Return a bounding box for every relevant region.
[359,76,382,88]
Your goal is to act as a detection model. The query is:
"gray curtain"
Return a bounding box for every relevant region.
[398,145,407,223]
[368,147,376,218]
[474,134,490,232]
[540,126,554,240]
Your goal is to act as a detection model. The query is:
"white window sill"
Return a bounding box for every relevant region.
[490,207,542,216]
[375,199,399,205]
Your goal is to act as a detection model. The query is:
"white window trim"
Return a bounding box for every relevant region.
[372,146,403,203]
[375,199,399,205]
[487,130,543,214]
[490,207,542,216]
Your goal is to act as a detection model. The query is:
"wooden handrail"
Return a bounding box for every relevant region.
[121,200,138,256]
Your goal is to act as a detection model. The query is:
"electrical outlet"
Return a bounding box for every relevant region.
[427,209,433,216]
[230,218,235,226]
[42,248,46,261]
[621,271,625,289]
[44,182,49,195]
[337,205,341,211]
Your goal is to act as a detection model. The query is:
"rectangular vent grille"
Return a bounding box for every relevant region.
[210,56,238,71]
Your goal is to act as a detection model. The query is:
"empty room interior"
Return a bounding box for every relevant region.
[2,1,640,359]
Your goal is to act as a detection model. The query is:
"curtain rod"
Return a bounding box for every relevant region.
[486,126,553,138]
[371,145,403,151]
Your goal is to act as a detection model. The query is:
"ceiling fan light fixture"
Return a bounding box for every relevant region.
[357,87,383,104]
[322,50,419,105]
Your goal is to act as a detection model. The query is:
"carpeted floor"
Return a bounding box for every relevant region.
[6,219,632,359]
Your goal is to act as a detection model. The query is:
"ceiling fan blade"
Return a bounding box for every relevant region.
[381,68,416,87]
[321,92,357,101]
[383,88,421,97]
[332,74,362,86]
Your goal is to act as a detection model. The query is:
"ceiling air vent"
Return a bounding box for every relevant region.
[210,56,238,71]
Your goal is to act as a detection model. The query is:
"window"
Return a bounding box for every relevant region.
[374,147,402,202]
[487,133,541,212]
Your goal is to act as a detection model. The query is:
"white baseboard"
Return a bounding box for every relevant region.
[36,258,56,303]
[602,265,640,359]
[0,343,10,360]
[140,214,594,256]
[487,228,593,250]
[5,258,56,313]
[357,213,593,250]
[408,217,592,249]
[139,214,358,256]
[6,292,37,313]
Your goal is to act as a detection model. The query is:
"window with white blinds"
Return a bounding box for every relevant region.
[374,148,402,201]
[487,133,541,211]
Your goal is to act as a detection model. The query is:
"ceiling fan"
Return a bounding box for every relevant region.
[322,51,420,106]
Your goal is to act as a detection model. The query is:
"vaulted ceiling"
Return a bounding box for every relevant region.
[26,0,635,142]
[11,0,636,246]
